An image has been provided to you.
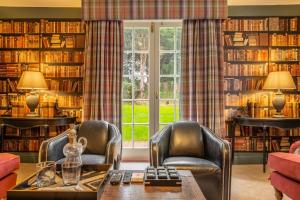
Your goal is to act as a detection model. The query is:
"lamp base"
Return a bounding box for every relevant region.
[272,113,286,118]
[26,91,40,117]
[272,90,286,118]
[26,112,39,117]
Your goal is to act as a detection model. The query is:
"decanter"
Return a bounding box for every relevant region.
[62,128,87,186]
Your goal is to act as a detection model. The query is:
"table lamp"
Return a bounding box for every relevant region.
[263,71,296,118]
[17,71,48,117]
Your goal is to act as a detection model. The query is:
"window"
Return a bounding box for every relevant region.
[122,21,182,153]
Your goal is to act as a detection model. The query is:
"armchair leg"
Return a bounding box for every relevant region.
[274,188,283,200]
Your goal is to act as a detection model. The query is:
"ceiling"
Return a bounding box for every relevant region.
[0,0,299,7]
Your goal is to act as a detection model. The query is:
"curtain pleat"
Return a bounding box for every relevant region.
[83,20,124,129]
[181,19,225,136]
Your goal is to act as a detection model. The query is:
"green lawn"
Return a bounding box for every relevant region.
[122,103,179,141]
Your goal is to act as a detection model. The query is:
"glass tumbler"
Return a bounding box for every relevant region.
[62,161,81,186]
[36,161,56,188]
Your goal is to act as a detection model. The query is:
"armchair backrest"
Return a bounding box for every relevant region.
[168,121,204,158]
[77,120,109,155]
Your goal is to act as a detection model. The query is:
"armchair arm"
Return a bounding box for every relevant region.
[38,130,69,162]
[150,124,172,167]
[290,141,300,154]
[106,124,122,169]
[201,126,232,200]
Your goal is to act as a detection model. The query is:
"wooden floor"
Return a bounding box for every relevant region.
[16,163,291,200]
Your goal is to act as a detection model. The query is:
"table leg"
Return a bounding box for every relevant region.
[0,125,3,152]
[231,121,236,163]
[263,126,267,173]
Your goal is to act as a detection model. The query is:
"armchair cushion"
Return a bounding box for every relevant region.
[270,171,300,200]
[56,154,106,166]
[0,153,20,179]
[268,152,300,182]
[78,120,108,155]
[163,156,221,175]
[169,122,204,158]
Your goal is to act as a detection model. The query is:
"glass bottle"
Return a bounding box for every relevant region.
[62,128,87,186]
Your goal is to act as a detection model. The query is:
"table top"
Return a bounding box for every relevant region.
[100,170,206,200]
[232,116,300,129]
[0,116,76,129]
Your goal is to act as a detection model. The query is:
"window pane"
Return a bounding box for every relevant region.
[124,29,133,50]
[160,28,175,50]
[134,29,149,51]
[160,77,174,99]
[124,53,133,75]
[160,53,174,75]
[134,76,149,99]
[134,53,149,75]
[134,101,149,123]
[175,77,180,99]
[122,102,132,123]
[175,101,180,121]
[123,77,132,99]
[122,125,133,148]
[176,53,181,75]
[159,100,175,123]
[134,125,149,148]
[176,28,182,51]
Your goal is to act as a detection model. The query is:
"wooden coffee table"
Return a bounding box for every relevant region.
[100,170,206,200]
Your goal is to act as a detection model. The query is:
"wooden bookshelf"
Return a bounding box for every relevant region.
[223,16,300,154]
[0,19,84,152]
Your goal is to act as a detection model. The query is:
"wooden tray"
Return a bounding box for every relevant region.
[7,164,112,200]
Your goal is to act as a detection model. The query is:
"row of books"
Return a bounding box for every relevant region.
[0,20,84,34]
[223,18,268,31]
[46,79,83,93]
[234,137,292,152]
[224,17,299,32]
[268,64,300,76]
[0,21,40,33]
[0,35,40,48]
[41,65,83,78]
[0,80,18,93]
[4,126,65,138]
[225,49,268,61]
[225,63,268,76]
[0,50,39,63]
[270,49,300,61]
[42,35,85,49]
[270,34,300,46]
[224,79,264,91]
[40,20,84,33]
[3,139,42,152]
[269,17,298,32]
[57,96,82,107]
[0,64,21,77]
[41,51,84,63]
[226,93,300,107]
[224,33,268,46]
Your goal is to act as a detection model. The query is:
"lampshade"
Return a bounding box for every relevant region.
[263,71,296,90]
[17,71,48,90]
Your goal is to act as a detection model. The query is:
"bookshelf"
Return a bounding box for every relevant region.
[0,19,84,152]
[223,16,300,154]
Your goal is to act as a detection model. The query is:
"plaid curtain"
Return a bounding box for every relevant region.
[82,0,227,20]
[83,20,123,129]
[181,19,225,136]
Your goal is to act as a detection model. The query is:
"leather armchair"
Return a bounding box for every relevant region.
[150,121,232,200]
[39,120,122,169]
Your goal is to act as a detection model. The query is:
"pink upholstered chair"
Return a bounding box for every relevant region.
[268,141,300,200]
[0,153,20,199]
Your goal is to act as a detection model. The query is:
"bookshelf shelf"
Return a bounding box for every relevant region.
[0,18,85,153]
[224,16,300,158]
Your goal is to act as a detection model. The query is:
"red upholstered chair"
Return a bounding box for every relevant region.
[268,141,300,200]
[0,153,20,199]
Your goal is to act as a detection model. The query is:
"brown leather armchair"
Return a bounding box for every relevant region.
[39,120,122,169]
[150,121,232,200]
